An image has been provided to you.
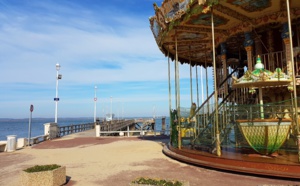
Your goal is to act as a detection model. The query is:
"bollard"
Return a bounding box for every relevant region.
[127,125,129,137]
[6,135,17,152]
[96,125,100,137]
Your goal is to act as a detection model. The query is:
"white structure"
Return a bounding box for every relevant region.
[6,135,17,152]
[110,96,113,120]
[105,113,115,121]
[54,63,62,123]
[44,123,58,139]
[94,85,97,122]
[96,125,100,137]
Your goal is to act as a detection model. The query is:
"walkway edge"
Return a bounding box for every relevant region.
[163,143,300,179]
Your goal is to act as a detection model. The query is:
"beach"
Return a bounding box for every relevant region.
[0,129,299,186]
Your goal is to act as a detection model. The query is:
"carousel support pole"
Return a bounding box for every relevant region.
[286,0,299,162]
[189,50,193,105]
[259,87,264,119]
[196,67,199,109]
[205,46,210,119]
[245,46,253,71]
[211,7,221,156]
[222,56,227,95]
[195,65,200,137]
[201,66,204,104]
[220,43,227,95]
[220,43,227,131]
[168,50,172,140]
[175,33,182,149]
[244,32,254,71]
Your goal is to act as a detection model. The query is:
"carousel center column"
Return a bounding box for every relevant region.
[244,32,254,72]
[282,22,293,77]
[220,42,228,95]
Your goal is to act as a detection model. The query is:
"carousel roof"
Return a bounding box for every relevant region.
[149,0,300,67]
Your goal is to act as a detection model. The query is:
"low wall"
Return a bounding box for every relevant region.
[1,122,94,153]
[0,141,6,152]
[0,135,49,153]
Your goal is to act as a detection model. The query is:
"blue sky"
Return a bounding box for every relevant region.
[0,0,213,119]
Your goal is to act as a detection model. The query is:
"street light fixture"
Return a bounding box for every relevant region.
[54,63,62,123]
[94,85,97,123]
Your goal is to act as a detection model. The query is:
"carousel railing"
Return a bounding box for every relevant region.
[192,65,241,120]
[186,66,241,146]
[193,99,296,153]
[252,50,300,76]
[228,100,296,155]
[190,65,250,145]
[229,102,293,122]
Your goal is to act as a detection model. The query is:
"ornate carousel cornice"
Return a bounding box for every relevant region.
[150,0,300,67]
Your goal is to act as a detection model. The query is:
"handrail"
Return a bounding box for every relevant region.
[190,66,241,145]
[58,123,94,137]
[191,65,240,118]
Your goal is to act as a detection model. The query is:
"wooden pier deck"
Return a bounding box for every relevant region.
[97,118,156,136]
[100,119,136,132]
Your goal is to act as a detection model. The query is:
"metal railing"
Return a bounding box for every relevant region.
[58,123,94,137]
[98,129,171,137]
[228,102,293,122]
[100,119,135,131]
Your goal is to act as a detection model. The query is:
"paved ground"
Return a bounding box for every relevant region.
[0,129,300,186]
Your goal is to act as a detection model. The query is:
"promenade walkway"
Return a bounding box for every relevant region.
[0,129,299,186]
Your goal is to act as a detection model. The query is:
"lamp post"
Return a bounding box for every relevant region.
[94,85,97,123]
[54,63,62,123]
[28,104,34,146]
[110,96,113,122]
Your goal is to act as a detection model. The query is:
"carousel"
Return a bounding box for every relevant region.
[150,0,300,178]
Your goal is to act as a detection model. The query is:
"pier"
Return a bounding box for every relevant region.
[58,123,94,137]
[0,117,166,153]
[96,118,162,137]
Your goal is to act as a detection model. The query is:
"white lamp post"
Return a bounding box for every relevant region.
[110,96,113,121]
[94,85,97,122]
[54,63,62,123]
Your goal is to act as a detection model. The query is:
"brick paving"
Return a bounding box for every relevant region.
[0,130,300,186]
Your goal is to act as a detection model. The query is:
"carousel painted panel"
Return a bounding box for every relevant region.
[152,19,161,38]
[160,0,191,23]
[227,0,271,12]
[187,13,229,27]
[237,119,291,155]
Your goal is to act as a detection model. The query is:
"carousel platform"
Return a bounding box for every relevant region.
[163,143,300,179]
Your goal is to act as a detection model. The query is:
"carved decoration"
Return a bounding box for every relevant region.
[226,0,271,13]
[187,13,229,27]
[214,4,251,22]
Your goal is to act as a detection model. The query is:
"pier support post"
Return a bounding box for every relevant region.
[162,117,166,135]
[44,123,58,139]
[127,125,129,137]
[96,125,100,137]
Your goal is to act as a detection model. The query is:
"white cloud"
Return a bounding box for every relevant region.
[0,0,207,118]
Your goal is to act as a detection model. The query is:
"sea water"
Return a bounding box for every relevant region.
[0,117,169,141]
[0,118,95,141]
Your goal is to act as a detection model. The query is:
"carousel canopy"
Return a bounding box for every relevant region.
[149,0,300,67]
